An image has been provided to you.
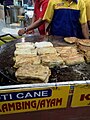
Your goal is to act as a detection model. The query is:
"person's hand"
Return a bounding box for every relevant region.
[18,29,25,36]
[26,30,34,34]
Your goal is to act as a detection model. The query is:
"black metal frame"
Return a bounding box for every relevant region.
[0,33,17,43]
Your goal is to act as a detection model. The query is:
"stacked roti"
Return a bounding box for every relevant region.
[35,41,64,67]
[15,64,51,83]
[35,41,55,55]
[14,42,40,68]
[35,41,57,56]
[14,41,53,83]
[55,45,85,65]
[78,39,90,63]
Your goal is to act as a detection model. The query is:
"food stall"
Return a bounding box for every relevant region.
[0,35,90,120]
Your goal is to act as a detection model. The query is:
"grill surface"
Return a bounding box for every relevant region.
[0,35,90,85]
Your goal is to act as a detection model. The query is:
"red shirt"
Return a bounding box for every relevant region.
[34,0,49,35]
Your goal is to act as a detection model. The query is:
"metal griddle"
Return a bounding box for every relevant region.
[0,35,90,85]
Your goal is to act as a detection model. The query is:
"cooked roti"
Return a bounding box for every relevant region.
[15,64,51,83]
[78,39,90,46]
[78,44,90,52]
[37,47,57,55]
[64,37,78,43]
[41,54,64,67]
[64,54,85,65]
[55,46,78,56]
[14,48,37,56]
[35,41,53,48]
[16,42,35,49]
[14,56,41,68]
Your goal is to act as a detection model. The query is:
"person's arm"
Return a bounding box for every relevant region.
[25,14,36,34]
[31,13,36,24]
[81,23,89,39]
[79,0,89,38]
[18,18,45,36]
[32,0,35,6]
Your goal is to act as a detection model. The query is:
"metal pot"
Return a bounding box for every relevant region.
[9,6,21,23]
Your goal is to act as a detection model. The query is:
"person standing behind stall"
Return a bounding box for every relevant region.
[83,0,90,29]
[42,0,89,39]
[18,0,49,35]
[18,0,89,39]
[3,0,13,21]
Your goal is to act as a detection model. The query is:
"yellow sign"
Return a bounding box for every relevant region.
[0,86,70,115]
[71,84,90,107]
